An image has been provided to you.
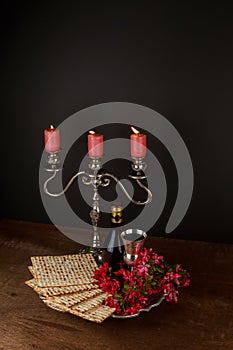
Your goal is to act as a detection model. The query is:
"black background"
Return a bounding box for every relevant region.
[1,1,232,243]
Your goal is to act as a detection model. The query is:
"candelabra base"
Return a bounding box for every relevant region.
[79,247,103,265]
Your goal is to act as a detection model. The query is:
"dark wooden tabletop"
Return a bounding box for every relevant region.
[0,220,232,350]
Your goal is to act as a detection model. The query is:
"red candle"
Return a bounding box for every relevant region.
[88,131,104,157]
[130,126,147,158]
[44,125,60,152]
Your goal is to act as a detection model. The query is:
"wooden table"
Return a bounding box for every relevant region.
[0,220,232,350]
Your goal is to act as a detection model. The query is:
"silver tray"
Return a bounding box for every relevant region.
[112,295,165,319]
[39,295,65,313]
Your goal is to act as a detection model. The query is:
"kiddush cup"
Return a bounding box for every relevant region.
[120,229,147,267]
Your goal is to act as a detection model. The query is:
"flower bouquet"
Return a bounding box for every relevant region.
[94,247,190,316]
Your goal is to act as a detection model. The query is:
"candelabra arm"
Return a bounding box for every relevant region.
[98,173,152,205]
[135,179,153,204]
[43,170,86,197]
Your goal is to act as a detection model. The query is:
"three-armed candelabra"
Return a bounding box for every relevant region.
[43,132,152,262]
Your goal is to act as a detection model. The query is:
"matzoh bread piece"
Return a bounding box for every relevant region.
[25,278,37,289]
[31,254,98,287]
[28,266,37,278]
[70,304,116,323]
[25,278,98,297]
[46,288,103,307]
[70,293,108,313]
[42,298,69,312]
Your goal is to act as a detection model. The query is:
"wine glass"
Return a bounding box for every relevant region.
[120,229,147,269]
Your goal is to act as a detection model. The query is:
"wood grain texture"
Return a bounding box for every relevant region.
[0,219,232,350]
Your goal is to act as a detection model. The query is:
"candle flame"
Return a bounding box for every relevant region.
[131,126,140,134]
[50,125,54,129]
[89,130,96,134]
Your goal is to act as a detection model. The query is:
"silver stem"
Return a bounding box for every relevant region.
[86,159,102,262]
[90,166,101,249]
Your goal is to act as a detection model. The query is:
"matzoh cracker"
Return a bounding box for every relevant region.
[70,293,108,313]
[70,305,116,323]
[35,283,98,297]
[28,266,37,278]
[42,299,69,312]
[31,254,98,287]
[46,288,103,307]
[25,278,37,289]
[25,278,98,297]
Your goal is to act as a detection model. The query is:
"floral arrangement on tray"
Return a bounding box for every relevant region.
[94,247,190,316]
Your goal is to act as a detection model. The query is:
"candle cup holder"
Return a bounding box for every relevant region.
[45,151,62,172]
[129,157,147,180]
[121,229,147,269]
[88,157,102,171]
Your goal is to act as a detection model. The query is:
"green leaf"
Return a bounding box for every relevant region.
[141,290,148,295]
[147,275,153,282]
[156,267,164,273]
[113,293,121,299]
[123,285,131,290]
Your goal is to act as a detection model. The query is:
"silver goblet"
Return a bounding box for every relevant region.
[120,229,147,269]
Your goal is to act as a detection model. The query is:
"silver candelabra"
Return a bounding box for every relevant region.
[43,151,152,262]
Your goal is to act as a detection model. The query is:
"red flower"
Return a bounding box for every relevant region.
[93,248,190,316]
[134,261,150,279]
[183,278,191,287]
